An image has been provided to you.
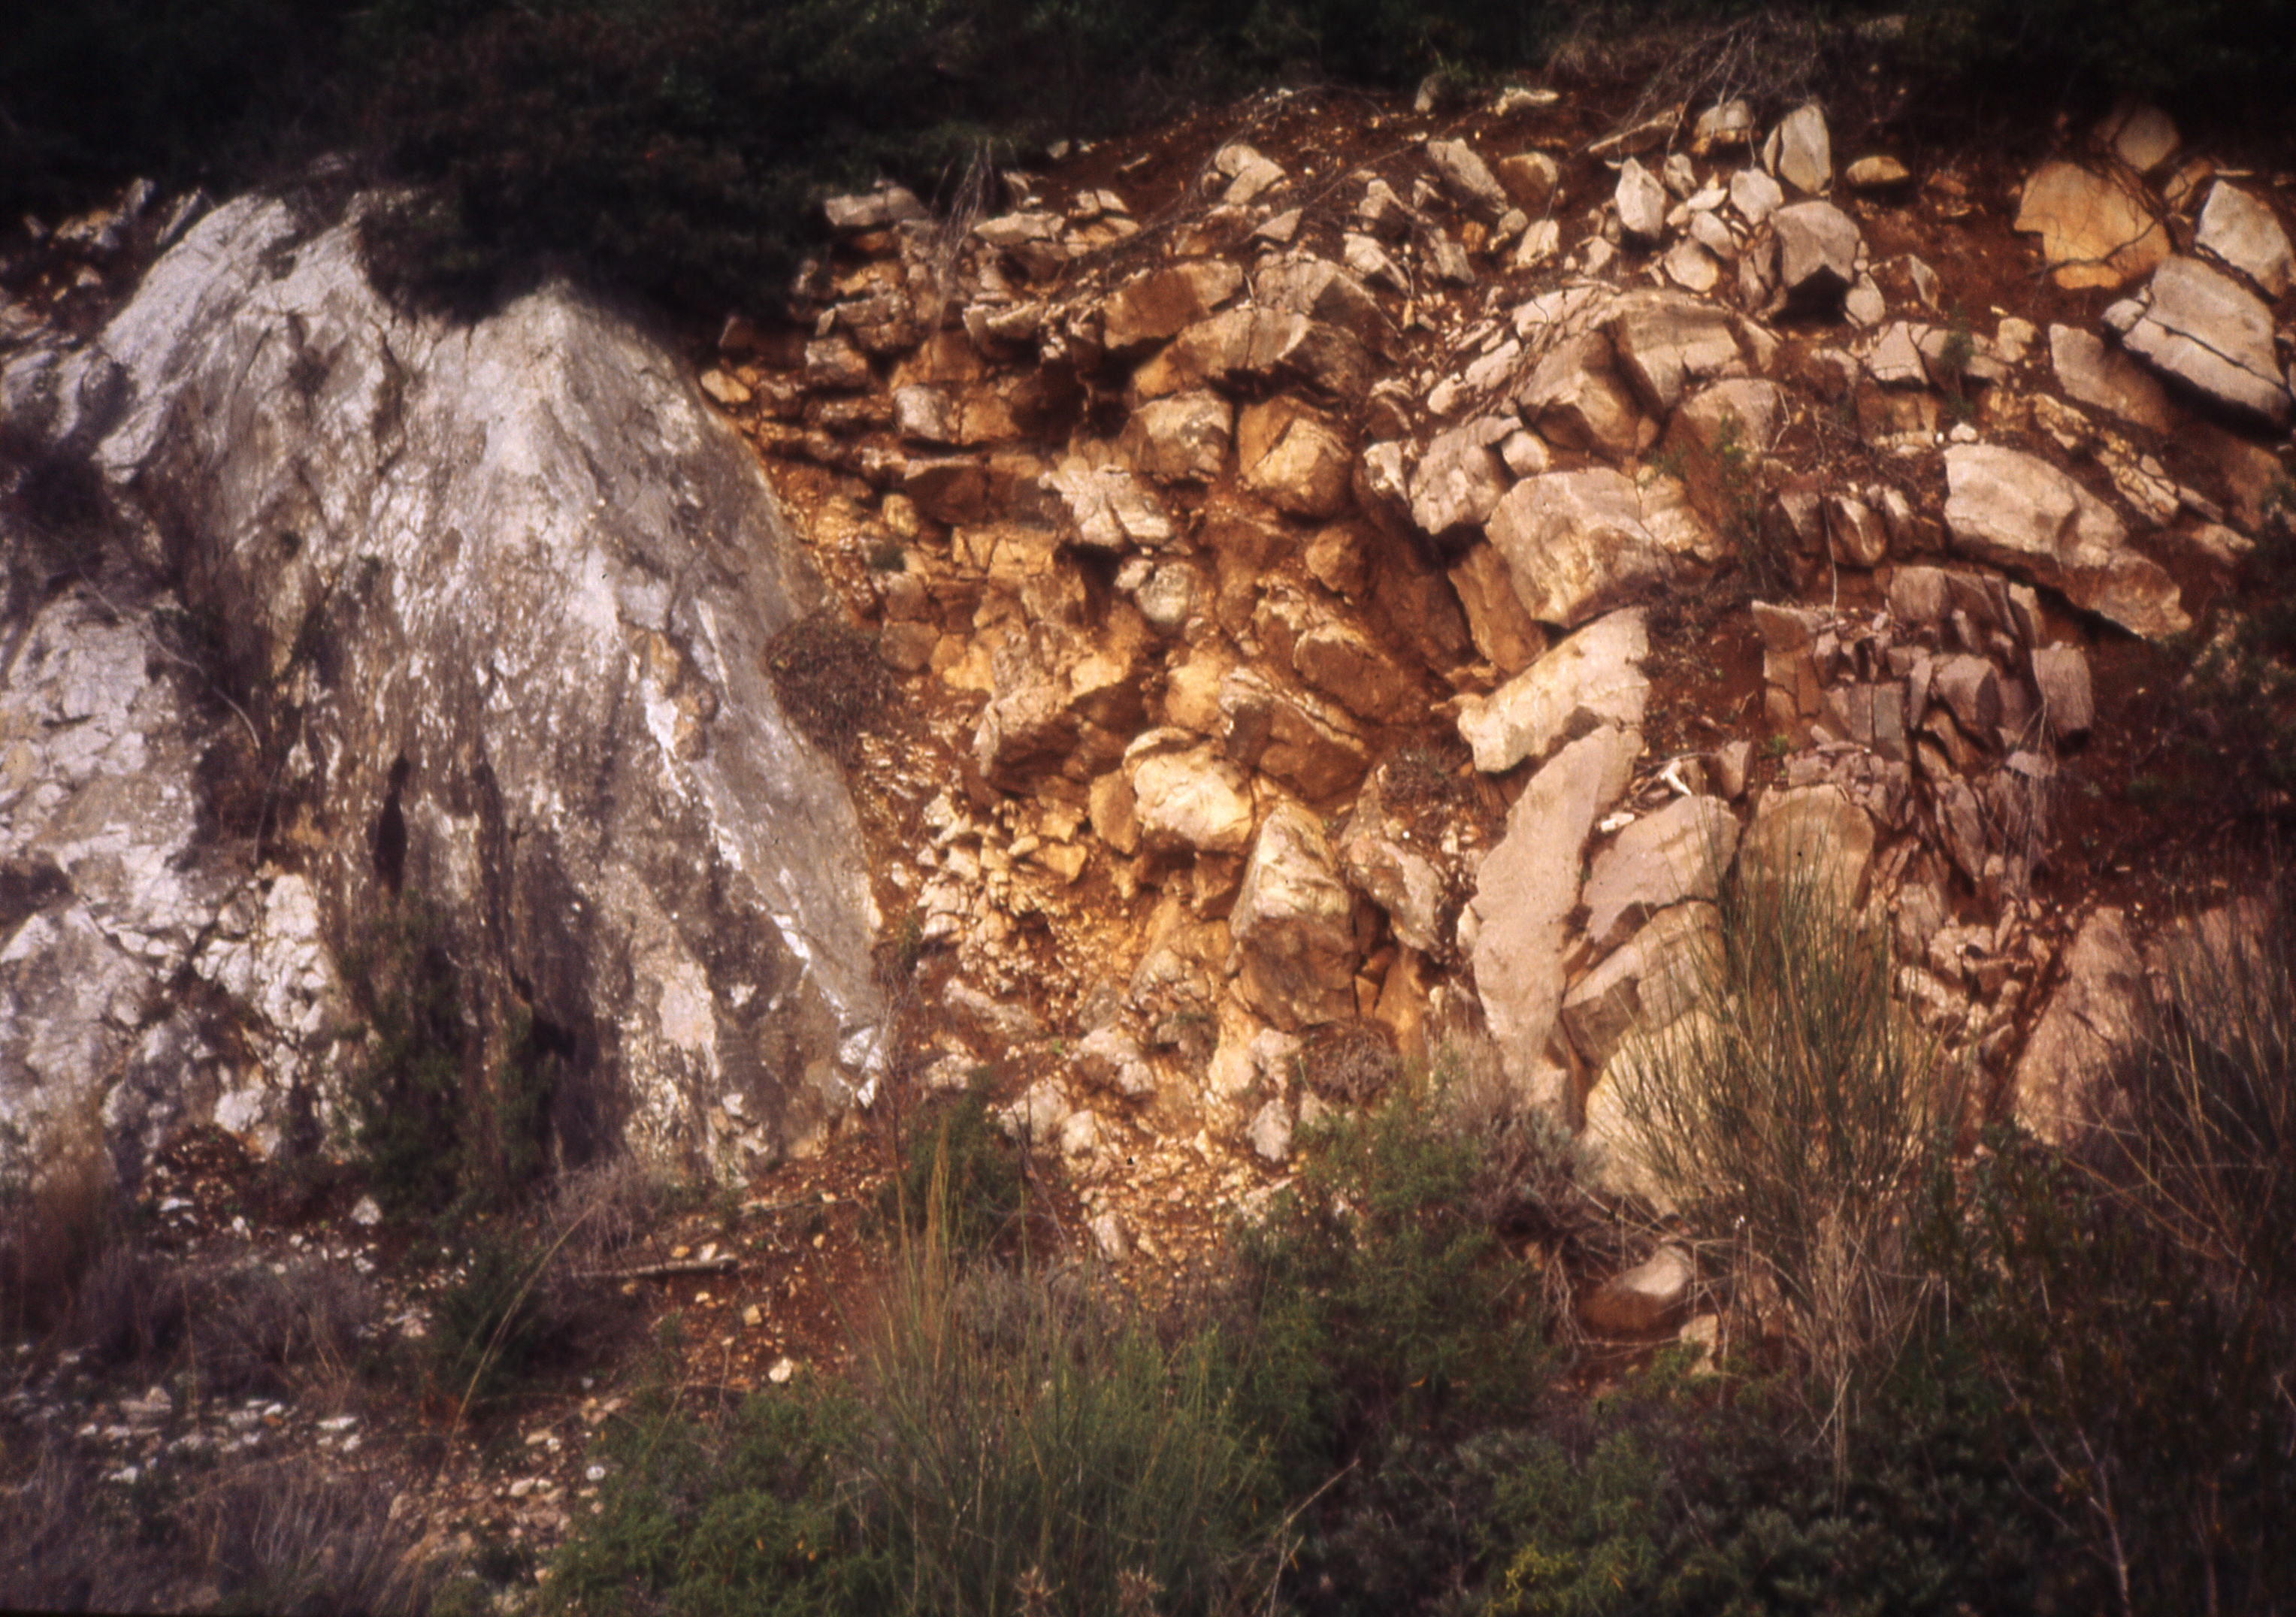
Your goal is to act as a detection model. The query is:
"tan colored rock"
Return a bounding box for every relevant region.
[1675,377,1786,452]
[1496,150,1561,210]
[1606,291,1749,413]
[2195,183,2293,298]
[1127,737,1256,854]
[2013,907,2144,1145]
[1043,458,1175,552]
[1581,793,1739,951]
[1293,621,1417,725]
[1120,391,1233,482]
[1089,768,1142,854]
[1426,138,1510,218]
[1457,609,1650,774]
[1738,783,1874,911]
[1770,201,1861,304]
[2099,104,2179,174]
[1484,468,1713,629]
[1409,421,1511,535]
[1238,398,1354,518]
[1616,159,1669,243]
[2047,325,2173,433]
[1466,725,1641,1086]
[1764,103,1832,195]
[1218,669,1370,801]
[1517,334,1643,459]
[2013,162,2170,290]
[1583,1245,1696,1334]
[2030,645,2095,740]
[1943,443,2189,639]
[1230,802,1360,1030]
[1561,901,1719,1070]
[1447,545,1547,676]
[1103,261,1246,351]
[1337,787,1449,956]
[1845,155,1910,190]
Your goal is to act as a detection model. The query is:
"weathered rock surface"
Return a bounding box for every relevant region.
[1738,784,1873,910]
[1455,609,1650,774]
[2013,908,2145,1144]
[1560,901,1717,1070]
[1764,103,1832,196]
[2047,324,2173,433]
[2,195,883,1178]
[1580,794,1738,951]
[2107,255,2292,426]
[2013,162,2170,290]
[2195,183,2293,298]
[1943,444,2189,639]
[1230,802,1360,1029]
[1485,470,1713,629]
[1770,202,1860,305]
[1467,726,1640,1085]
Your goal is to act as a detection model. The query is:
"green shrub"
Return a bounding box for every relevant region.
[1228,1087,1556,1493]
[1607,848,1960,1396]
[876,1077,1026,1255]
[552,1218,1272,1616]
[430,1229,558,1415]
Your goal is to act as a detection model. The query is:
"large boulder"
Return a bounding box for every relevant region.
[2107,256,2292,427]
[1229,803,1360,1030]
[1484,469,1714,628]
[1559,901,1719,1071]
[1770,202,1861,306]
[1,195,884,1177]
[1737,784,1874,911]
[1466,726,1641,1086]
[2047,325,2172,434]
[2013,162,2170,291]
[1605,292,1751,415]
[1942,444,2189,639]
[1581,794,1739,951]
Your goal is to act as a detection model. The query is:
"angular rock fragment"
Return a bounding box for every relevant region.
[1484,469,1714,628]
[1769,201,1861,307]
[1456,609,1650,774]
[1943,444,2189,639]
[1763,103,1832,196]
[2195,183,2294,298]
[2109,255,2292,426]
[1467,725,1641,1085]
[1561,902,1720,1070]
[2013,908,2145,1144]
[2047,324,2173,433]
[1230,803,1360,1030]
[2013,162,2170,291]
[1580,793,1740,951]
[1121,391,1233,482]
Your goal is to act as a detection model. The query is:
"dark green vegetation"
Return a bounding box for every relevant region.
[546,872,2296,1616]
[7,1,2292,316]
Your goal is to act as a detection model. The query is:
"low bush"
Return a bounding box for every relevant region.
[876,1077,1027,1255]
[1607,849,1961,1413]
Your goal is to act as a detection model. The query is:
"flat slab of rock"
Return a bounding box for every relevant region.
[1581,794,1739,951]
[1605,291,1750,413]
[1485,469,1714,629]
[1409,419,1512,535]
[2195,183,2293,298]
[2013,907,2145,1144]
[2013,162,2170,290]
[2109,255,2292,426]
[1943,443,2189,639]
[1467,726,1641,1086]
[2047,324,2173,433]
[1456,609,1650,774]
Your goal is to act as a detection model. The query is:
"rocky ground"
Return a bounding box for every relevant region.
[3,69,2292,1606]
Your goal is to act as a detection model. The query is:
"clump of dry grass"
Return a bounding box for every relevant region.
[1299,1023,1402,1107]
[766,613,894,769]
[2,1105,127,1338]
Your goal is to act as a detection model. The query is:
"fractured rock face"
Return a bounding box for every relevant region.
[1517,334,1643,460]
[1121,391,1233,482]
[1456,609,1650,774]
[2108,255,2292,426]
[1764,103,1832,196]
[1580,793,1739,951]
[1770,201,1861,306]
[1942,444,2189,639]
[2013,907,2145,1145]
[1466,725,1641,1086]
[2,196,886,1175]
[1230,802,1360,1030]
[1605,291,1750,414]
[2194,183,2292,298]
[1484,469,1713,629]
[2013,162,2170,291]
[1126,735,1256,854]
[1238,398,1354,518]
[2047,324,2173,434]
[1737,783,1874,912]
[1560,901,1719,1072]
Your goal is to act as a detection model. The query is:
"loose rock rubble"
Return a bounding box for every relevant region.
[679,87,2291,1274]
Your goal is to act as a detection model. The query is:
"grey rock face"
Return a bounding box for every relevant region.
[2110,255,2291,426]
[2,196,884,1180]
[1942,443,2189,639]
[2195,183,2292,299]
